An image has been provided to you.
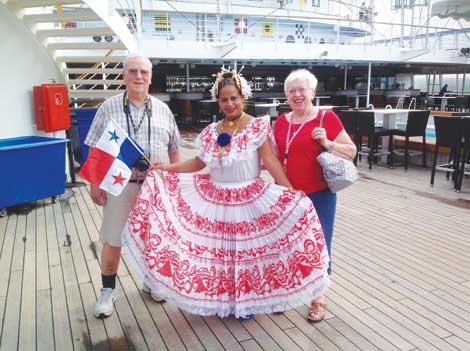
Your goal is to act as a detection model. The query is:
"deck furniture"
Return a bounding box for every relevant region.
[389,110,430,170]
[337,110,359,165]
[456,117,470,191]
[355,111,392,169]
[430,116,463,189]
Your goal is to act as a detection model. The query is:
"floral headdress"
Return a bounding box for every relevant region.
[210,66,253,100]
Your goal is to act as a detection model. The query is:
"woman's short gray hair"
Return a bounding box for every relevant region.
[284,69,318,95]
[123,52,152,70]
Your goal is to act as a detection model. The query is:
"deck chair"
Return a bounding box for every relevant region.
[389,110,430,170]
[336,110,359,165]
[456,117,470,191]
[430,116,463,189]
[356,111,392,169]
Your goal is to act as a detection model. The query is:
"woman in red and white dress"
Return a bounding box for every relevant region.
[123,67,330,320]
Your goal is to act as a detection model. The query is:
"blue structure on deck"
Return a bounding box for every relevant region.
[70,108,97,164]
[0,136,68,209]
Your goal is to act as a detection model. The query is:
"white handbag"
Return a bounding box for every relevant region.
[316,111,358,192]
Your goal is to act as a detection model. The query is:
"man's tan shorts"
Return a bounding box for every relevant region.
[99,183,140,247]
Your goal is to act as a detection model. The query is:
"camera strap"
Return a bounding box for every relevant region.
[123,91,152,159]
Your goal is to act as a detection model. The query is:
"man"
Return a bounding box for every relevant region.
[84,53,181,318]
[439,84,448,96]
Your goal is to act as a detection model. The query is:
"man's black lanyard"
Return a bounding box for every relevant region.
[123,91,152,158]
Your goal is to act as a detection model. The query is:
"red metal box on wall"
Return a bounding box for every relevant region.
[33,84,71,132]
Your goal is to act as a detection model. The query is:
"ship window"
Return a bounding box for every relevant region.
[312,0,320,6]
[286,35,295,43]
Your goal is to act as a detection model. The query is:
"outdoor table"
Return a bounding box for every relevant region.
[431,96,456,111]
[359,108,414,162]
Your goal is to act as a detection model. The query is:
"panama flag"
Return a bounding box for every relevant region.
[78,118,142,196]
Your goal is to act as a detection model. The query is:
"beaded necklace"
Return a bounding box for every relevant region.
[283,111,314,170]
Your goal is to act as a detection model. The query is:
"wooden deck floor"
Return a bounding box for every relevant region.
[1,130,469,351]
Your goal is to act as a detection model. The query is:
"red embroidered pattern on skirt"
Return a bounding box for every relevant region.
[160,172,304,240]
[140,239,325,299]
[193,174,268,206]
[127,175,327,298]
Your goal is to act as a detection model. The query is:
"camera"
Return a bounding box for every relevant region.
[133,156,150,172]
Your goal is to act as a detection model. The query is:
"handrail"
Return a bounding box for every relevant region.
[408,97,416,110]
[395,97,404,109]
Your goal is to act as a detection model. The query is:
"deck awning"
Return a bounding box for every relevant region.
[431,0,470,20]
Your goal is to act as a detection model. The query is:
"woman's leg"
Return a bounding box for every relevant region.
[307,188,337,274]
[306,188,336,322]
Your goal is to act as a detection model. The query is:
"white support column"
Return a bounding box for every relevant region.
[186,63,190,93]
[425,0,431,49]
[462,70,466,95]
[366,62,372,106]
[343,65,347,90]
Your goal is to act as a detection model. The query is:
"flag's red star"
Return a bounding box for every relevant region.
[112,172,126,185]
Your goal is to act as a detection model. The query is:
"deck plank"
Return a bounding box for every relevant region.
[19,251,36,351]
[283,308,341,351]
[36,289,54,350]
[240,338,263,351]
[181,312,224,351]
[111,278,150,351]
[203,315,245,351]
[18,208,36,351]
[53,201,92,351]
[50,264,74,351]
[236,318,284,351]
[119,275,168,351]
[161,302,205,351]
[0,270,22,351]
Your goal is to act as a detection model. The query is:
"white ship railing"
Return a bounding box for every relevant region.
[138,11,470,52]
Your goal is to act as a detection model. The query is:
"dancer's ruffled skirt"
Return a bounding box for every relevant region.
[124,170,330,318]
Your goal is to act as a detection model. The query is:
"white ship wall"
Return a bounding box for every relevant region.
[0,5,65,139]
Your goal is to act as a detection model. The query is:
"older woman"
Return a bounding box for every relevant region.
[274,69,356,322]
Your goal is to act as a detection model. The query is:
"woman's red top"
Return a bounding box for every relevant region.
[274,109,344,194]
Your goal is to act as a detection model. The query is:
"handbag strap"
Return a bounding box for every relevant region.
[318,109,328,151]
[318,109,327,128]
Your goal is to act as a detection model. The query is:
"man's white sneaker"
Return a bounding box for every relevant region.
[94,288,116,318]
[142,282,165,303]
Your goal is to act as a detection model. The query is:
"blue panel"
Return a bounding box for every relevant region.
[70,108,98,163]
[0,136,68,208]
[117,138,143,168]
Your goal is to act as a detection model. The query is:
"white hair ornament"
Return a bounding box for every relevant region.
[210,66,252,100]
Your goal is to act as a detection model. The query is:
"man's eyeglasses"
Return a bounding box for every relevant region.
[126,68,150,77]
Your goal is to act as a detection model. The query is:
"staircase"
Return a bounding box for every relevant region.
[4,0,140,105]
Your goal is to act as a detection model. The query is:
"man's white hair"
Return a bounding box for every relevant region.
[123,52,152,70]
[284,69,318,95]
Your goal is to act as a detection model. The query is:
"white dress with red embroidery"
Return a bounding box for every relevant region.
[123,116,330,318]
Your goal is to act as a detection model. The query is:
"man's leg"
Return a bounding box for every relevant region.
[94,184,139,318]
[94,243,121,318]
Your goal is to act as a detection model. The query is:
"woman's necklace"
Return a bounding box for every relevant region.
[217,112,245,157]
[283,111,314,170]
